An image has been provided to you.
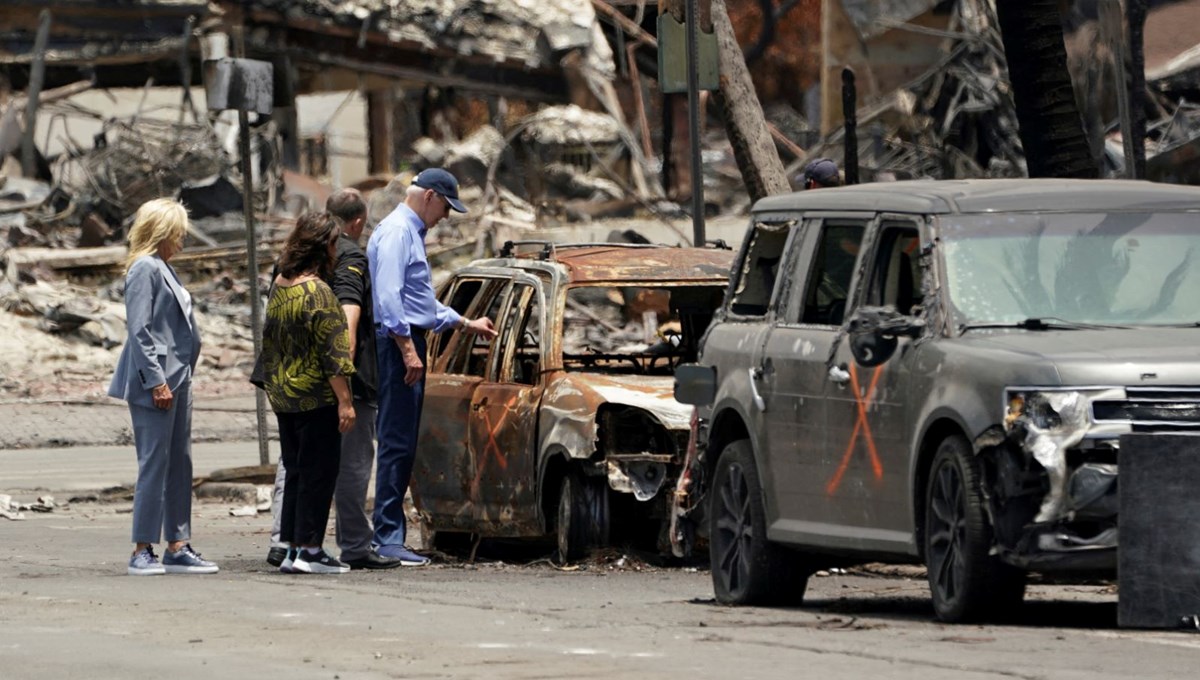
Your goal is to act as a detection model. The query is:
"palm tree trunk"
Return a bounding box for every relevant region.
[994,0,1098,178]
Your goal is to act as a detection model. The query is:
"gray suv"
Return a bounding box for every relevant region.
[673,179,1200,622]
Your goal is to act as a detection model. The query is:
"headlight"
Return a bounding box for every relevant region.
[1005,390,1090,432]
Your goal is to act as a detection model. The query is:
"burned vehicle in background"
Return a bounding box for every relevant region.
[413,241,734,561]
[673,179,1200,622]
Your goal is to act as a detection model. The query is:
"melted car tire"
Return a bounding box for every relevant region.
[925,435,1026,623]
[709,440,808,606]
[556,473,607,564]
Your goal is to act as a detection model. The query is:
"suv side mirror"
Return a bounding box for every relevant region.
[847,306,924,368]
[674,364,717,406]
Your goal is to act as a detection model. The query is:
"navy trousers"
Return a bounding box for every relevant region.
[372,331,426,548]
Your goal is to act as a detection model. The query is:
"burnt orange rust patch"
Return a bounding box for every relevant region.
[825,364,885,496]
[470,392,519,499]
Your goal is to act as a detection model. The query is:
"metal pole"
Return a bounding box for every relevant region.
[234,28,271,466]
[841,67,859,185]
[21,10,51,178]
[685,0,705,247]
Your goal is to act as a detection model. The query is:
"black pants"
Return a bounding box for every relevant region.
[277,405,342,547]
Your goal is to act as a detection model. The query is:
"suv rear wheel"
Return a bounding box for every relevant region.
[925,434,1026,622]
[709,439,808,605]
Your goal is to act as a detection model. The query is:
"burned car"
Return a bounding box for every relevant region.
[413,241,734,561]
[673,179,1200,622]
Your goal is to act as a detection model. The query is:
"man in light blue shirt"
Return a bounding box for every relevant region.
[367,168,496,565]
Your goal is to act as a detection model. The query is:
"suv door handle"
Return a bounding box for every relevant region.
[828,363,851,386]
[748,368,767,412]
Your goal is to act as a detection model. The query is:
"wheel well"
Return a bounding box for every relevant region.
[913,418,968,561]
[705,409,751,481]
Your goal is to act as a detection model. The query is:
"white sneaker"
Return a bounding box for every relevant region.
[293,548,350,574]
[279,547,298,574]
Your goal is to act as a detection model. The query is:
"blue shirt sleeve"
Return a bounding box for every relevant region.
[373,223,412,338]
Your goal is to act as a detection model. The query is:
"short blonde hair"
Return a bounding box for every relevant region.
[124,198,189,273]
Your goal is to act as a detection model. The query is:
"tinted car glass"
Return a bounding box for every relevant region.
[941,212,1200,326]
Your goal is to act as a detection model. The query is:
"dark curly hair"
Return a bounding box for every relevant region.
[277,211,341,280]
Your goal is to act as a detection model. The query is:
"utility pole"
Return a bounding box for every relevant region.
[21,10,51,178]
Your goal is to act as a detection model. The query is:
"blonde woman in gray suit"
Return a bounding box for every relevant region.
[109,198,218,576]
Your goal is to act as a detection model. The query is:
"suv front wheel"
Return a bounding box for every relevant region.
[709,439,808,605]
[925,434,1026,622]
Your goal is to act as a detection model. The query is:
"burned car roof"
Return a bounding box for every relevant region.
[752,179,1200,216]
[475,245,736,284]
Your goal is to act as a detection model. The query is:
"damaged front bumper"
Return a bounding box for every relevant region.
[976,386,1134,571]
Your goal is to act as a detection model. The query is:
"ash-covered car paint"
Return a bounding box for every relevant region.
[671,179,1200,622]
[411,242,734,561]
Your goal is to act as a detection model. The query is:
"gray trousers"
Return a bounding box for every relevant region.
[129,380,193,544]
[270,400,377,558]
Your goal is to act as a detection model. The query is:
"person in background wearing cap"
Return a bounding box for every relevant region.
[367,168,498,566]
[800,157,842,189]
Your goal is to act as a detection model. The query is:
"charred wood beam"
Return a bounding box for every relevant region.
[245,10,568,102]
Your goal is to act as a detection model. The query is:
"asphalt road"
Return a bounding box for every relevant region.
[4,498,1200,680]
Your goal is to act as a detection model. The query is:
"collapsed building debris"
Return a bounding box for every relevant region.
[800,0,1026,181]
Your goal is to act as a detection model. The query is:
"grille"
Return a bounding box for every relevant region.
[1092,387,1200,428]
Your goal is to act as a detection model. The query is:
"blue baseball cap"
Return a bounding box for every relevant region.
[801,157,841,187]
[412,168,467,213]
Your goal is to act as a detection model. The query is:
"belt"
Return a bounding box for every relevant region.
[375,324,430,338]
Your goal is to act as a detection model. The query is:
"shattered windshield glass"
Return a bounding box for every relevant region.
[940,212,1200,326]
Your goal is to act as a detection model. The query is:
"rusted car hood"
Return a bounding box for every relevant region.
[540,372,692,460]
[578,374,692,430]
[957,328,1200,385]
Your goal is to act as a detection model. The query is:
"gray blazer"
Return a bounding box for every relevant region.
[108,254,201,408]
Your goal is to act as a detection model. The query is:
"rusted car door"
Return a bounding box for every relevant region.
[468,275,546,535]
[759,215,872,545]
[416,276,510,532]
[820,216,926,551]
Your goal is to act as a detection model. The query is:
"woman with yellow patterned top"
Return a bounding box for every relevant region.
[251,212,356,574]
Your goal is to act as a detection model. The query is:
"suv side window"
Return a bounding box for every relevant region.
[432,278,484,361]
[442,279,509,376]
[728,220,793,317]
[800,222,867,326]
[493,283,541,385]
[865,225,922,315]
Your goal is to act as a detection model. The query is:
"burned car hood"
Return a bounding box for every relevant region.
[957,328,1200,385]
[578,374,692,430]
[540,373,692,461]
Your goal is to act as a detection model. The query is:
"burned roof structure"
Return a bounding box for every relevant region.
[0,0,612,102]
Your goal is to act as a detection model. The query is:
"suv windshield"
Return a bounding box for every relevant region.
[940,212,1200,327]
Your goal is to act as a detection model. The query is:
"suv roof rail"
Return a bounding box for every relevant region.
[499,240,668,260]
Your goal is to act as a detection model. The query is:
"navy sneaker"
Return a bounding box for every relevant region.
[163,544,219,574]
[342,548,402,570]
[377,544,431,567]
[293,548,350,574]
[128,546,165,576]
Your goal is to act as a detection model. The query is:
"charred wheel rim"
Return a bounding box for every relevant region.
[928,460,968,607]
[715,460,753,597]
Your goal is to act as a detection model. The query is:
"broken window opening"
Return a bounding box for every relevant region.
[865,225,923,316]
[563,284,725,376]
[728,221,793,317]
